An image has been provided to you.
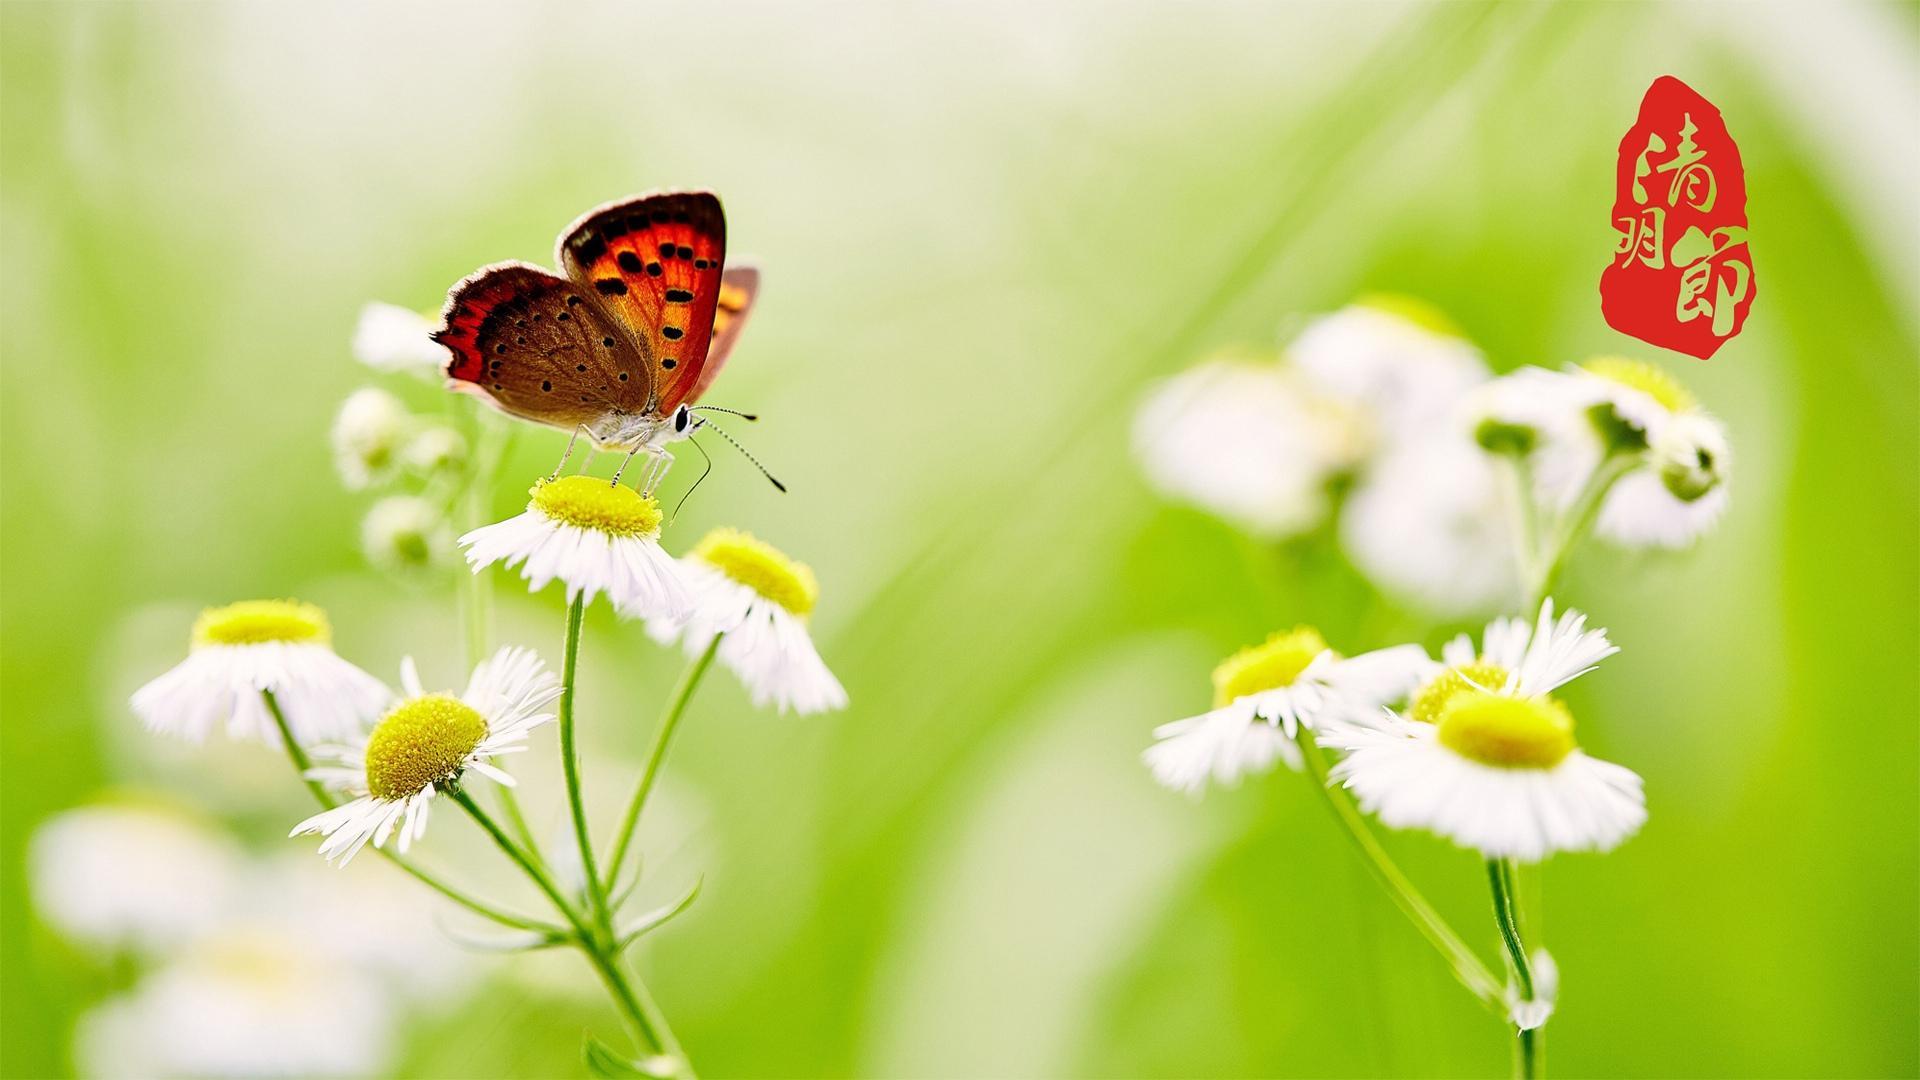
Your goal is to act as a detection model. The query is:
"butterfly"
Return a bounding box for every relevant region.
[432,191,759,491]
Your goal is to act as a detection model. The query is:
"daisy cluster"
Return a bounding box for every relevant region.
[1144,599,1643,863]
[128,520,845,869]
[1133,295,1732,615]
[1134,295,1726,1056]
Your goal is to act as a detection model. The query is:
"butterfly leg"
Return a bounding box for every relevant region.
[637,447,675,497]
[610,448,642,488]
[547,426,586,481]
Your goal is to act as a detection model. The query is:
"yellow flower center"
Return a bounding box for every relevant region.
[1581,356,1696,414]
[192,600,331,648]
[1409,661,1510,725]
[1356,292,1465,339]
[693,528,818,616]
[363,694,486,801]
[1211,626,1332,707]
[1436,690,1575,769]
[528,475,662,538]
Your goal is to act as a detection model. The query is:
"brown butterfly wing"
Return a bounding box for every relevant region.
[433,261,652,432]
[555,191,726,415]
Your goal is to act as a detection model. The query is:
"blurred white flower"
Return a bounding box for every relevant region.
[292,647,559,865]
[1342,433,1520,617]
[644,528,847,715]
[1288,295,1489,445]
[1144,626,1433,794]
[1133,356,1361,539]
[360,495,454,574]
[75,930,394,1079]
[1556,358,1732,549]
[251,854,473,1004]
[1323,601,1644,862]
[1464,366,1585,458]
[352,301,445,378]
[400,425,468,476]
[30,801,243,954]
[130,600,391,745]
[330,387,411,491]
[460,475,689,617]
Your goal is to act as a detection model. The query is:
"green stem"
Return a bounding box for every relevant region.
[1488,857,1541,1079]
[604,634,722,892]
[452,787,687,1074]
[449,786,587,932]
[1298,735,1505,1008]
[262,690,555,934]
[1530,451,1637,610]
[557,595,614,934]
[1500,453,1544,590]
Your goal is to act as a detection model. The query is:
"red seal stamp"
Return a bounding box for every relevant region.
[1599,76,1755,360]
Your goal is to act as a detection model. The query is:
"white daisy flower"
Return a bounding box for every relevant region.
[29,800,243,954]
[644,528,848,715]
[1133,354,1363,539]
[361,495,454,574]
[75,930,394,1079]
[460,474,689,617]
[1323,600,1644,862]
[1144,626,1434,795]
[130,599,392,745]
[291,647,560,866]
[352,300,445,379]
[1342,433,1520,617]
[1557,357,1731,549]
[331,387,411,491]
[1289,294,1489,443]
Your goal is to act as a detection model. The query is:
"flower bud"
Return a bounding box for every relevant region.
[1652,412,1730,502]
[361,495,452,573]
[401,426,468,477]
[331,388,410,491]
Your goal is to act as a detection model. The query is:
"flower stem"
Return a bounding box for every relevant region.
[452,786,690,1076]
[604,634,722,893]
[557,594,614,934]
[1529,450,1637,610]
[1488,857,1541,1079]
[1500,454,1545,589]
[262,689,555,933]
[1297,734,1505,1008]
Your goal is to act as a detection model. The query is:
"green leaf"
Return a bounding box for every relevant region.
[582,1037,649,1078]
[617,875,704,950]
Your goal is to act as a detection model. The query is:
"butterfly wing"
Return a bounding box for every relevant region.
[685,264,760,407]
[433,261,652,432]
[555,191,726,415]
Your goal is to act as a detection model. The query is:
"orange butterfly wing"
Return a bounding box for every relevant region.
[687,265,759,407]
[556,191,726,416]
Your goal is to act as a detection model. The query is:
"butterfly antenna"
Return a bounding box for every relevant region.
[671,436,716,523]
[690,406,759,422]
[698,420,787,493]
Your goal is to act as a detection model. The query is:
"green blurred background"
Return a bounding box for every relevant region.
[4,2,1916,1077]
